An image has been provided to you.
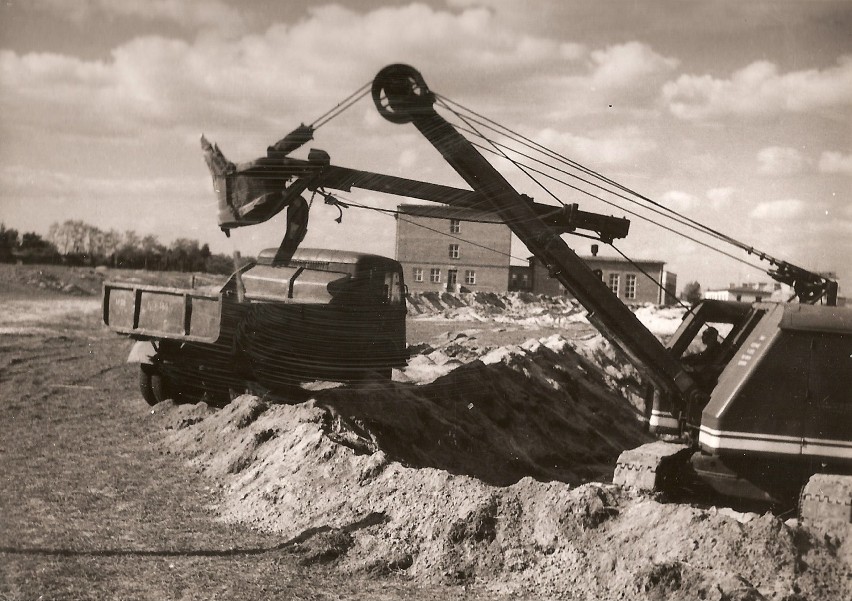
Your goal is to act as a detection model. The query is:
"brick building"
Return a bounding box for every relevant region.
[395,204,511,292]
[529,254,678,305]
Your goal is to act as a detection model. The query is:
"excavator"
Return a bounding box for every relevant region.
[191,64,851,523]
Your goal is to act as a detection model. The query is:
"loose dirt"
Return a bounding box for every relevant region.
[159,296,848,600]
[3,269,849,600]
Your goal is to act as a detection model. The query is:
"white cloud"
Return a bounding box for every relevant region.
[660,190,699,212]
[0,165,201,198]
[818,151,852,175]
[588,42,679,91]
[535,127,658,167]
[706,187,735,210]
[0,4,600,141]
[749,199,806,220]
[0,165,216,245]
[28,0,249,32]
[398,149,418,170]
[663,56,852,120]
[756,146,809,176]
[537,42,679,119]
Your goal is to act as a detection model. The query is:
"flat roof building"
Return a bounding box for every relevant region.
[529,254,678,305]
[395,204,511,292]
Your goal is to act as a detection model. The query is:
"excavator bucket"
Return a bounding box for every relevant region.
[201,130,313,232]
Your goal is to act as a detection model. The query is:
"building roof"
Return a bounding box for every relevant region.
[397,203,503,222]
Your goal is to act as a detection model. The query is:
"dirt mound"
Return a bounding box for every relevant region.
[406,291,588,326]
[157,336,849,600]
[0,264,103,297]
[407,291,687,340]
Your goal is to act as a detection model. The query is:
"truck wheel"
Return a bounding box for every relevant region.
[139,365,169,406]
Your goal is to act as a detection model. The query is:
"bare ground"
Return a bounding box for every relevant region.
[1,266,849,600]
[0,293,492,599]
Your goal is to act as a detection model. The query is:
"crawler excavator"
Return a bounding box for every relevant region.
[152,64,851,523]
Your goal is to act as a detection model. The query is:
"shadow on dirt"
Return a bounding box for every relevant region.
[0,511,387,559]
[306,354,651,487]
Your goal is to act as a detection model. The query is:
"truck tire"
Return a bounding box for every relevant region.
[139,364,169,406]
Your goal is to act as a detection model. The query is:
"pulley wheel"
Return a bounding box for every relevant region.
[371,64,433,124]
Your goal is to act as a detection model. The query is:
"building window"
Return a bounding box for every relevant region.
[625,274,637,299]
[447,269,458,285]
[450,219,460,234]
[413,267,423,282]
[449,244,460,259]
[608,273,620,296]
[430,268,441,283]
[465,270,476,285]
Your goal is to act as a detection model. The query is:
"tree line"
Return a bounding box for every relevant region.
[0,220,235,274]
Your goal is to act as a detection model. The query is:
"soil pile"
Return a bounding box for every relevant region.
[159,332,850,600]
[0,264,102,296]
[406,291,588,326]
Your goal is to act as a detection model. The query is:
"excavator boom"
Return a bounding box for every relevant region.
[368,64,703,420]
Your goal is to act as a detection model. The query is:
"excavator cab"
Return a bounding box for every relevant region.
[667,300,765,393]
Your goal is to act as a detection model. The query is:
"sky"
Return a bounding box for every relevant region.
[1,0,850,293]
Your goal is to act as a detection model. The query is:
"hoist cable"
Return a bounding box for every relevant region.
[465,138,769,273]
[334,196,531,263]
[441,105,734,246]
[436,94,784,262]
[463,135,769,272]
[311,81,372,129]
[430,96,770,275]
[609,244,690,309]
[436,97,568,209]
[448,119,739,248]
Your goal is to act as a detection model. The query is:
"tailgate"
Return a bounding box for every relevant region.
[103,282,223,342]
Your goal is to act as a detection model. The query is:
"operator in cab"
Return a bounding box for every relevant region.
[684,327,721,366]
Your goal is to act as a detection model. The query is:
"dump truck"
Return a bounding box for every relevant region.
[104,247,407,404]
[188,63,850,522]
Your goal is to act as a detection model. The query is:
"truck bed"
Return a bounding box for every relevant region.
[103,281,223,343]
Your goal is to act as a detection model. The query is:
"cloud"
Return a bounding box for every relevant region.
[0,165,202,198]
[588,42,679,91]
[706,187,735,210]
[756,146,809,176]
[536,42,679,119]
[0,165,217,245]
[663,55,852,120]
[28,0,249,33]
[397,149,418,171]
[534,127,658,167]
[0,4,598,142]
[659,190,699,212]
[749,199,807,220]
[818,150,852,175]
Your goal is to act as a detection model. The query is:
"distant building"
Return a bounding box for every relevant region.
[704,282,783,303]
[394,205,677,302]
[508,265,533,292]
[529,253,678,305]
[395,204,511,292]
